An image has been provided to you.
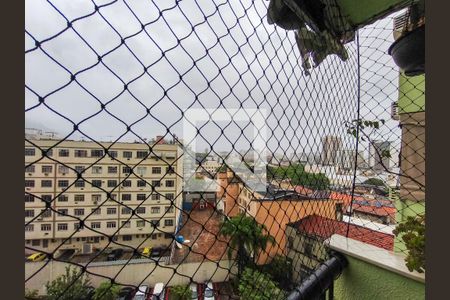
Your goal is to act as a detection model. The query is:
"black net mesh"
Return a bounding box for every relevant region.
[25,0,424,299]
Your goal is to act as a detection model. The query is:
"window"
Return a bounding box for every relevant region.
[152,167,162,174]
[107,180,117,187]
[137,180,146,187]
[164,233,172,239]
[107,208,117,215]
[41,165,53,173]
[92,194,101,202]
[122,166,132,174]
[91,149,104,157]
[25,165,35,173]
[122,234,132,240]
[106,221,116,228]
[58,195,68,202]
[166,152,176,159]
[44,149,53,157]
[151,220,160,227]
[304,240,313,257]
[74,149,88,157]
[74,208,85,216]
[151,207,160,214]
[136,207,146,214]
[109,194,117,201]
[58,180,69,188]
[136,166,147,176]
[25,148,35,156]
[25,210,34,218]
[136,220,145,228]
[91,222,101,229]
[151,180,160,187]
[74,194,85,202]
[121,207,131,214]
[164,219,174,226]
[136,151,148,158]
[151,234,157,240]
[75,180,85,188]
[91,180,102,188]
[166,166,175,174]
[57,223,68,231]
[287,236,294,249]
[122,194,131,201]
[58,165,69,174]
[75,166,85,173]
[166,193,174,200]
[25,224,34,232]
[122,180,131,187]
[25,194,34,202]
[91,207,101,215]
[41,224,51,231]
[137,194,146,201]
[41,180,52,188]
[165,206,174,213]
[74,222,84,231]
[32,239,40,246]
[57,209,68,216]
[92,166,103,174]
[108,150,118,158]
[58,149,70,157]
[123,151,132,159]
[108,166,117,174]
[166,180,175,187]
[41,195,52,203]
[151,194,160,201]
[25,180,35,188]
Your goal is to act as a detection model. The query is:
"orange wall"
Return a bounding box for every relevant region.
[254,199,341,264]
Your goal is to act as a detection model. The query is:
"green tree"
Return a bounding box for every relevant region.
[268,164,330,190]
[92,281,121,300]
[363,178,386,187]
[170,284,192,300]
[238,267,285,300]
[220,214,275,277]
[261,255,293,290]
[45,266,91,300]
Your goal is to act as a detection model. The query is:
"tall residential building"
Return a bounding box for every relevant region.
[338,149,356,171]
[25,139,183,254]
[357,150,369,169]
[321,136,343,166]
[369,140,391,171]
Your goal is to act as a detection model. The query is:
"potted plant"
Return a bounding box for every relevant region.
[388,0,425,76]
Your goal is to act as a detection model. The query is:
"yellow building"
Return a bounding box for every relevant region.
[25,139,183,255]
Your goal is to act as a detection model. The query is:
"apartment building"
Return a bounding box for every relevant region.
[25,139,183,254]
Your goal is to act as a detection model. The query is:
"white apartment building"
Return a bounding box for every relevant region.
[25,139,183,254]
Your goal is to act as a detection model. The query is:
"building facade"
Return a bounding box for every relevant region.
[25,139,183,255]
[321,136,343,166]
[369,140,392,171]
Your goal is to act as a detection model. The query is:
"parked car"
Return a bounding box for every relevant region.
[203,282,215,300]
[151,247,162,257]
[27,252,47,262]
[117,286,134,300]
[132,285,148,300]
[190,283,198,300]
[107,248,124,261]
[151,283,165,300]
[141,247,152,258]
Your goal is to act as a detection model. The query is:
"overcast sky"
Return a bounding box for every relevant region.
[25,0,402,159]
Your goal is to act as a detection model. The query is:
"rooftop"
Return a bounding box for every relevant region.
[289,215,394,251]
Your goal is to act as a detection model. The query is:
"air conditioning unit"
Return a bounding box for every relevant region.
[26,188,31,191]
[62,173,66,175]
[93,201,98,205]
[391,102,400,121]
[37,217,43,221]
[44,173,49,176]
[138,228,143,231]
[28,173,32,176]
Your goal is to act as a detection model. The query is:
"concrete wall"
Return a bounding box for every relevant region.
[25,259,233,295]
[334,255,425,300]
